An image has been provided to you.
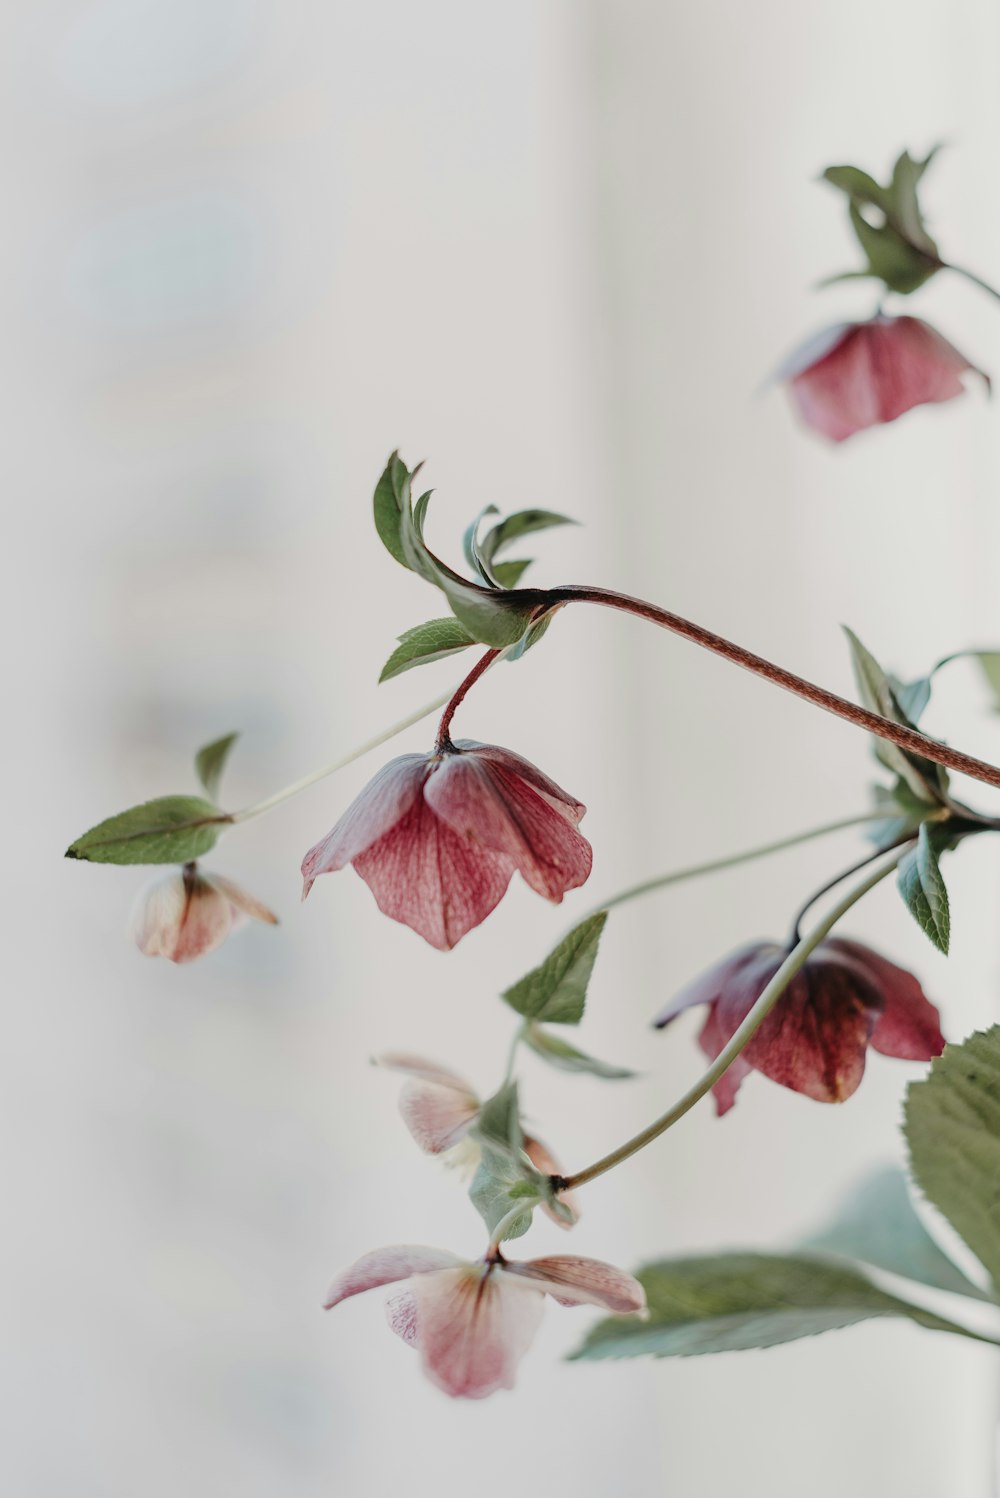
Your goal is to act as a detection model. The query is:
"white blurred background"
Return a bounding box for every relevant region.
[8,1,1000,1494]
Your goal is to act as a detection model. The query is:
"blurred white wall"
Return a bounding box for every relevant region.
[7,2,1000,1495]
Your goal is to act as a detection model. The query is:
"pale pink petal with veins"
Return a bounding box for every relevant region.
[301,755,429,897]
[411,1266,545,1399]
[503,1256,646,1314]
[323,1245,463,1309]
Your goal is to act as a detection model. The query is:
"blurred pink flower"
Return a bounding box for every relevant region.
[302,740,592,949]
[780,316,988,442]
[130,864,277,964]
[653,936,944,1114]
[376,1054,581,1226]
[325,1243,645,1399]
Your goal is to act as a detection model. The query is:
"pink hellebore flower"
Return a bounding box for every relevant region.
[653,936,944,1115]
[301,739,592,950]
[130,863,278,964]
[377,1054,580,1225]
[780,315,988,442]
[325,1244,646,1399]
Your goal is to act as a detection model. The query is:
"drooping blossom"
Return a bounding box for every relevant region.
[779,316,988,443]
[130,863,278,964]
[376,1054,580,1225]
[325,1243,645,1399]
[653,936,944,1114]
[301,740,592,949]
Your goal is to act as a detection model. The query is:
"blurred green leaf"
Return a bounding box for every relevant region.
[844,627,947,803]
[523,1025,635,1080]
[974,652,1000,710]
[502,913,608,1025]
[194,732,238,802]
[897,823,951,953]
[379,618,476,682]
[469,1146,537,1242]
[906,1025,1000,1294]
[66,796,228,866]
[471,1081,524,1159]
[571,1252,979,1362]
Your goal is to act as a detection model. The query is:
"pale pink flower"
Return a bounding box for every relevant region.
[779,315,988,442]
[325,1244,645,1399]
[376,1054,580,1225]
[301,740,592,949]
[130,863,278,964]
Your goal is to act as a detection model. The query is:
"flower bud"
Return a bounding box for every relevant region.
[130,864,277,964]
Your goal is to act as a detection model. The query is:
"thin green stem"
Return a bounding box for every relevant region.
[580,812,881,924]
[558,855,902,1192]
[943,262,1000,304]
[502,1022,526,1087]
[230,687,455,823]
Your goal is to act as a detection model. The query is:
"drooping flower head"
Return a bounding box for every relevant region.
[376,1054,580,1224]
[325,1242,645,1399]
[653,936,944,1114]
[302,740,592,949]
[779,315,988,442]
[130,863,278,964]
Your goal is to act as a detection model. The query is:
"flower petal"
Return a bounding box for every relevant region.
[503,1256,646,1313]
[376,1054,475,1092]
[825,938,945,1060]
[209,874,279,926]
[652,942,776,1029]
[300,754,429,897]
[425,754,592,902]
[453,740,587,826]
[130,872,234,964]
[323,1245,463,1310]
[353,796,515,949]
[411,1266,544,1399]
[398,1078,480,1153]
[385,1288,420,1346]
[697,1003,754,1116]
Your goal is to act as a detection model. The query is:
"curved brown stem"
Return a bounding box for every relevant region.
[547,585,1000,793]
[435,649,501,750]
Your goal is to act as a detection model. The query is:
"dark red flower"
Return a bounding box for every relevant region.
[653,936,945,1114]
[301,740,592,949]
[780,316,988,442]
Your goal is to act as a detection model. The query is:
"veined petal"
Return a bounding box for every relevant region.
[697,1003,754,1116]
[385,1288,419,1346]
[503,1256,646,1314]
[353,796,515,949]
[323,1245,463,1310]
[425,755,592,902]
[130,872,234,964]
[398,1078,480,1153]
[411,1266,544,1399]
[209,874,279,926]
[825,938,945,1060]
[453,740,587,826]
[652,942,776,1029]
[300,755,429,897]
[376,1054,476,1093]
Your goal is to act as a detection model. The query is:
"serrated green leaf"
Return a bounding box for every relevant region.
[843,627,946,803]
[801,1165,990,1302]
[974,652,1000,711]
[468,1145,537,1242]
[66,795,228,865]
[471,1082,524,1159]
[897,822,951,953]
[570,1252,978,1362]
[524,1025,635,1080]
[502,913,608,1025]
[906,1025,1000,1294]
[194,732,238,801]
[379,617,476,682]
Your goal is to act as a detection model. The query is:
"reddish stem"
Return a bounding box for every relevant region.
[435,649,502,750]
[548,585,1000,793]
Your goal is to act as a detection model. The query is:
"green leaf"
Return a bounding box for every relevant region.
[847,202,938,295]
[822,156,941,295]
[823,164,891,211]
[843,627,946,803]
[897,822,951,954]
[438,574,540,648]
[801,1165,990,1302]
[502,913,608,1025]
[888,673,932,725]
[471,1082,524,1159]
[462,505,501,587]
[372,451,411,569]
[468,1146,537,1242]
[490,558,532,589]
[523,1024,636,1080]
[906,1025,1000,1294]
[379,617,476,682]
[866,779,934,851]
[974,652,1000,711]
[570,1252,979,1362]
[889,147,940,256]
[478,509,575,572]
[66,795,228,865]
[194,732,238,801]
[505,610,555,661]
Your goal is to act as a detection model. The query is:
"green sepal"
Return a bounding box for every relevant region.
[896,822,951,954]
[570,1252,981,1362]
[801,1165,991,1303]
[502,913,608,1025]
[194,732,239,802]
[379,617,477,682]
[469,1146,538,1242]
[905,1025,1000,1296]
[66,795,229,865]
[523,1025,636,1080]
